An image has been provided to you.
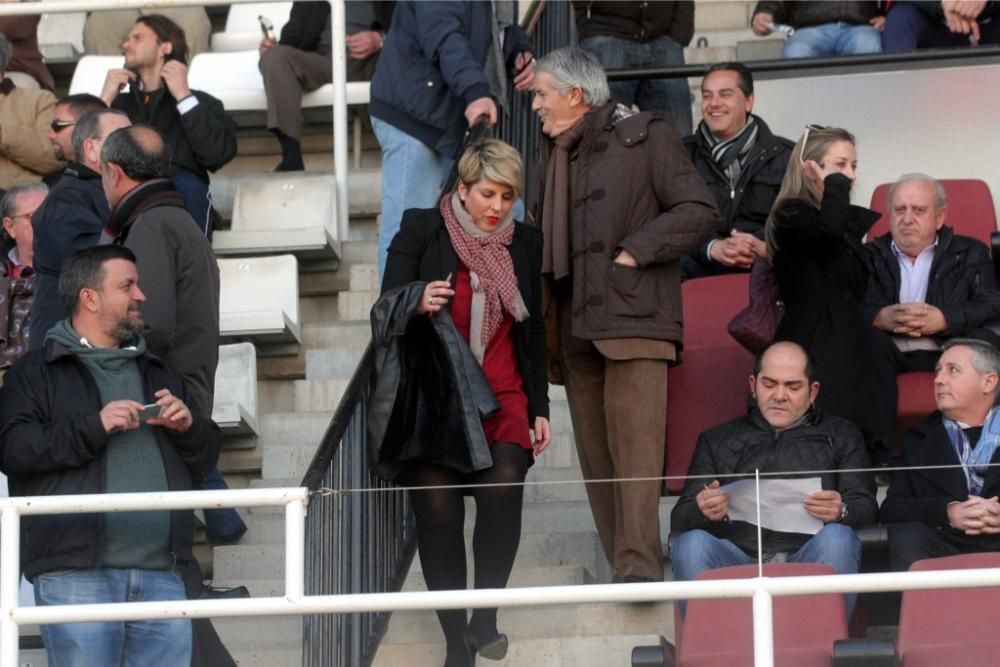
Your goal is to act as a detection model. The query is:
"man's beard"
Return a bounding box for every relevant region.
[110,310,144,343]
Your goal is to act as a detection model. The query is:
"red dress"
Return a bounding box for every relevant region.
[450,262,533,452]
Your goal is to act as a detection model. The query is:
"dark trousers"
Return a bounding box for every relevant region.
[888,521,1000,571]
[883,3,1000,51]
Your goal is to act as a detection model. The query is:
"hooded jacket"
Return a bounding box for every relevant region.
[0,333,220,580]
[367,282,500,481]
[671,405,877,556]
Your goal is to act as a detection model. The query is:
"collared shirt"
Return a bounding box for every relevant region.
[891,236,938,303]
[6,247,30,279]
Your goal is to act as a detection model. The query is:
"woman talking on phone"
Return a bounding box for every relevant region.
[765,125,891,462]
[379,139,550,666]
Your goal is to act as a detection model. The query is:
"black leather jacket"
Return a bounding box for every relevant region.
[367,282,500,481]
[864,226,1000,336]
[671,405,877,556]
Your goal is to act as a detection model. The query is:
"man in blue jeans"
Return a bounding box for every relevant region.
[0,245,221,666]
[574,1,694,136]
[752,1,884,58]
[670,341,877,616]
[369,1,536,280]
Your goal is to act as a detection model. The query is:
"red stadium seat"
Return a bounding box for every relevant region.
[677,563,848,667]
[666,274,754,494]
[897,553,1000,667]
[869,180,998,448]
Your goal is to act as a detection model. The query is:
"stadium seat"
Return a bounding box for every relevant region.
[218,255,302,345]
[678,563,848,667]
[212,343,259,436]
[68,55,125,96]
[212,173,340,260]
[868,180,999,448]
[38,9,87,59]
[897,553,1000,666]
[665,274,754,494]
[210,2,293,52]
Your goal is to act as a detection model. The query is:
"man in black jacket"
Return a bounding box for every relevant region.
[680,62,794,279]
[30,108,132,350]
[865,173,1000,445]
[259,1,393,171]
[881,339,1000,570]
[670,341,877,615]
[752,1,884,58]
[0,244,219,667]
[99,14,236,236]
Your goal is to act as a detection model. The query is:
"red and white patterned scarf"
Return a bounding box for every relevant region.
[440,191,528,363]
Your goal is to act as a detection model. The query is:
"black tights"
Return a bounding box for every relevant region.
[403,444,532,662]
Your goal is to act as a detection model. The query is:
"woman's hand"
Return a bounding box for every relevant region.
[532,417,551,455]
[803,159,837,184]
[415,276,454,316]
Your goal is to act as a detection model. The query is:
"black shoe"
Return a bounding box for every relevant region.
[466,628,508,661]
[199,584,250,599]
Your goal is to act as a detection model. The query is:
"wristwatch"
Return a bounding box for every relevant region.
[838,502,848,522]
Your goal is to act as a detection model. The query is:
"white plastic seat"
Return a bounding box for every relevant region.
[212,342,259,436]
[68,55,124,96]
[213,173,339,260]
[210,2,293,52]
[38,10,87,58]
[218,255,301,345]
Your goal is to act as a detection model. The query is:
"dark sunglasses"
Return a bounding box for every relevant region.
[50,119,76,133]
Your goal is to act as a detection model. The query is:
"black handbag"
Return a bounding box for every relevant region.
[728,258,784,355]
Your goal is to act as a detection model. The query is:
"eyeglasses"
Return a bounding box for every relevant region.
[50,119,76,133]
[800,124,828,165]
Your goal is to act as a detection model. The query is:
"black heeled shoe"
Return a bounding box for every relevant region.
[466,628,509,661]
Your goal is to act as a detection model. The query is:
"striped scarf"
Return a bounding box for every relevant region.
[699,114,759,190]
[942,407,1000,496]
[440,191,528,364]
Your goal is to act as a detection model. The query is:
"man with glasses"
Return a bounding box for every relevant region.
[44,94,107,185]
[29,109,131,350]
[0,182,47,368]
[0,34,63,190]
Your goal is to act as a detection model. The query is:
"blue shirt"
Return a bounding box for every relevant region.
[891,237,938,303]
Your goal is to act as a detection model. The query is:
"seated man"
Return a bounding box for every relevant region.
[259,0,393,171]
[681,62,794,279]
[883,0,1000,52]
[100,14,237,235]
[0,34,64,190]
[865,173,1000,445]
[670,341,877,615]
[881,339,1000,571]
[0,244,220,667]
[752,1,884,58]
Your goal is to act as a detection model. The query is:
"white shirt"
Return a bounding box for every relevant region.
[891,236,938,303]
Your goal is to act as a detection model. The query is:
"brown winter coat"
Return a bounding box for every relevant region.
[0,86,64,189]
[527,103,719,347]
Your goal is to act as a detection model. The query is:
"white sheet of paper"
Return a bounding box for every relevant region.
[720,477,824,535]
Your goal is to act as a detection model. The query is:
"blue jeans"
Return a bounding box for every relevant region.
[199,467,247,543]
[670,525,861,616]
[882,3,1000,51]
[34,567,192,667]
[371,116,454,282]
[171,167,213,238]
[782,22,883,58]
[579,35,692,137]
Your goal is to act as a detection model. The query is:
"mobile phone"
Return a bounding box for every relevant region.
[139,403,163,421]
[259,15,275,41]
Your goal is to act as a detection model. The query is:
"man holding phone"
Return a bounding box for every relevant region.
[0,244,220,667]
[258,1,394,171]
[100,14,236,236]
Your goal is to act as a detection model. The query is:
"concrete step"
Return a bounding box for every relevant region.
[382,599,675,645]
[523,466,588,503]
[693,0,751,32]
[214,615,302,654]
[300,320,371,350]
[337,289,379,321]
[304,347,368,380]
[402,564,593,593]
[213,543,285,581]
[259,412,330,480]
[374,633,671,667]
[350,263,379,292]
[227,646,301,667]
[409,531,605,578]
[299,293,341,325]
[293,378,352,413]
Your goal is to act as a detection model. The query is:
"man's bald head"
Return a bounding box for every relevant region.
[100,124,171,182]
[750,341,820,430]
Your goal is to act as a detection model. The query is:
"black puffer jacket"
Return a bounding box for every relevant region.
[573,0,695,46]
[863,226,1000,336]
[0,339,220,580]
[753,1,880,28]
[670,405,877,556]
[683,115,794,258]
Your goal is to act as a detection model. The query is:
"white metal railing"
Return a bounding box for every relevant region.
[5,486,1000,666]
[0,0,354,242]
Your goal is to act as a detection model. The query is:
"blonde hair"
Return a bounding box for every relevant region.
[765,126,855,261]
[456,139,524,198]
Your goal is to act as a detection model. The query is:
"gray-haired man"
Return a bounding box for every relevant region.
[527,47,719,583]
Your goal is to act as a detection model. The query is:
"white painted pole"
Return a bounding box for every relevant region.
[0,508,21,667]
[285,496,307,601]
[752,588,775,667]
[330,0,351,243]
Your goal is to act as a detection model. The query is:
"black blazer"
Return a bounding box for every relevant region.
[881,412,1000,532]
[382,208,549,421]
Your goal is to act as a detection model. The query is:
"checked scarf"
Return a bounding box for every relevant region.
[441,191,528,364]
[699,114,759,190]
[943,406,1000,496]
